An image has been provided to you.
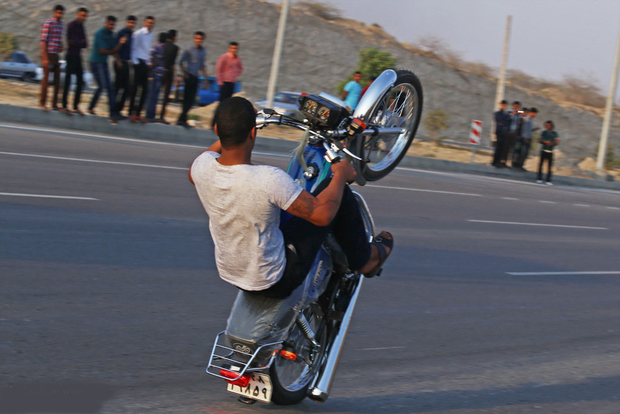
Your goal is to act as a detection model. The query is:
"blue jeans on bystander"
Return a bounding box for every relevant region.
[89,61,119,118]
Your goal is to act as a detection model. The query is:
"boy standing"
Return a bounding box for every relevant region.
[537,121,559,185]
[39,5,65,111]
[145,32,168,121]
[61,7,88,115]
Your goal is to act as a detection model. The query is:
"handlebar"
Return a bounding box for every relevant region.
[257,112,403,137]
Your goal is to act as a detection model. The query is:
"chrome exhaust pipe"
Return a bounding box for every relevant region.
[308,276,364,402]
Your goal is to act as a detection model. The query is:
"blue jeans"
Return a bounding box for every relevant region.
[146,74,163,119]
[89,61,118,117]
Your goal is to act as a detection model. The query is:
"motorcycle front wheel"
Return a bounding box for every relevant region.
[269,306,327,405]
[355,69,423,181]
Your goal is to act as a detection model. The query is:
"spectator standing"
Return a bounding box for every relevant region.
[145,32,168,121]
[513,107,538,170]
[159,29,180,124]
[39,5,65,111]
[87,16,127,123]
[537,121,559,185]
[177,31,207,128]
[215,41,243,103]
[114,15,136,117]
[61,7,88,115]
[492,100,509,167]
[129,16,155,123]
[341,71,363,110]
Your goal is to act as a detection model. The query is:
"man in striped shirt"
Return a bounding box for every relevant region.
[39,4,65,111]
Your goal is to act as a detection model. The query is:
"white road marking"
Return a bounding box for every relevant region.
[574,204,590,207]
[0,123,290,158]
[0,123,205,148]
[503,197,519,200]
[0,192,98,201]
[607,206,620,210]
[0,151,186,170]
[361,346,405,351]
[365,184,481,197]
[538,200,556,204]
[507,271,620,276]
[468,219,608,230]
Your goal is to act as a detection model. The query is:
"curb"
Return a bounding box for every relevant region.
[1,104,619,192]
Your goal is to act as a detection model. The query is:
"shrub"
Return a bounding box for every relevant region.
[296,0,342,21]
[0,32,18,62]
[337,48,396,93]
[422,109,449,144]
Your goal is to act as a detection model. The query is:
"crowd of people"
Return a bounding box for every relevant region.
[39,5,244,127]
[492,100,560,185]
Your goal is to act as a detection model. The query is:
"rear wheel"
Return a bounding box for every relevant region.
[355,70,423,181]
[270,306,327,405]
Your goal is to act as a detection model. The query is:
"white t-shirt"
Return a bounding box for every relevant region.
[190,151,303,291]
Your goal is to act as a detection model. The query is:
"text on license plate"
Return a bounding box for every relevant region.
[226,373,272,402]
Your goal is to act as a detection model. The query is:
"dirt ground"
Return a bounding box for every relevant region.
[1,78,616,180]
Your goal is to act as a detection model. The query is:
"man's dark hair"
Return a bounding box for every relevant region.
[522,107,528,112]
[106,15,117,22]
[230,41,238,46]
[546,120,554,127]
[354,71,362,75]
[54,5,64,12]
[158,32,168,43]
[77,7,88,13]
[127,15,137,21]
[530,107,538,113]
[195,31,206,38]
[500,100,507,104]
[513,101,521,106]
[167,29,177,40]
[145,15,155,20]
[214,97,256,148]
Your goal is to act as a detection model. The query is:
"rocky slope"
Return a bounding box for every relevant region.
[1,0,619,166]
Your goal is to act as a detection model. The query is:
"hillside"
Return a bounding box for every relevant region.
[1,0,619,166]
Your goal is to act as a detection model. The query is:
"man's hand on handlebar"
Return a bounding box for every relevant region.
[331,159,357,183]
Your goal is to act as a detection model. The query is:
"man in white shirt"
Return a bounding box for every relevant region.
[189,97,394,298]
[128,16,154,123]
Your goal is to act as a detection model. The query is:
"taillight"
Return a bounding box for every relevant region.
[219,369,252,388]
[279,349,298,360]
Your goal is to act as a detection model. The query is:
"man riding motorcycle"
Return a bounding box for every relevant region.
[189,97,393,298]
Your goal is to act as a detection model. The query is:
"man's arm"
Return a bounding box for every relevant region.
[215,55,223,85]
[101,35,127,55]
[286,160,356,227]
[40,21,50,66]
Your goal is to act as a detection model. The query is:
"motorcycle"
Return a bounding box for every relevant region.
[205,69,423,405]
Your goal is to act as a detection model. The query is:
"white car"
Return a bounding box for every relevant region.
[35,60,94,90]
[0,52,38,81]
[256,91,304,121]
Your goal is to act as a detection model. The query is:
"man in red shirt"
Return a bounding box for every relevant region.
[40,4,65,111]
[215,42,243,103]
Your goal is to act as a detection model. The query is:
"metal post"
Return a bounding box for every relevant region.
[266,0,290,108]
[491,15,512,145]
[597,20,620,171]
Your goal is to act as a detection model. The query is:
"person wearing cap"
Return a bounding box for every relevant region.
[492,100,509,167]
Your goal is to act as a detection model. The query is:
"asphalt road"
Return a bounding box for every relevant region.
[1,123,620,414]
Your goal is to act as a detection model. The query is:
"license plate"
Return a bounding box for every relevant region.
[226,373,272,403]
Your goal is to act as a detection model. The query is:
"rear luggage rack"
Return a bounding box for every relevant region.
[206,331,282,381]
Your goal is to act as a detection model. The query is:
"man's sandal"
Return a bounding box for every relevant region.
[364,231,394,278]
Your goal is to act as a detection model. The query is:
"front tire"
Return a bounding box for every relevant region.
[355,69,423,181]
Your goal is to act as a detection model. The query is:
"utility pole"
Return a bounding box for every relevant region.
[597,20,620,171]
[266,0,290,108]
[491,15,512,145]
